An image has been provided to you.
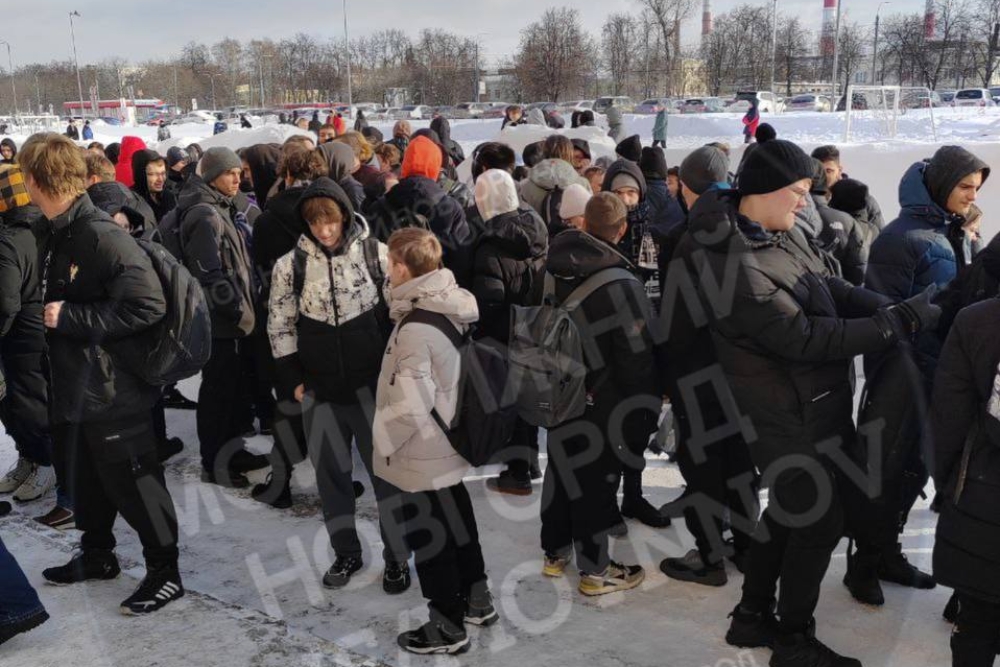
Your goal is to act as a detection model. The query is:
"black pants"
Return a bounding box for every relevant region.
[403,482,487,628]
[238,324,276,431]
[652,140,666,148]
[198,338,248,471]
[953,593,1000,667]
[675,427,759,564]
[541,419,619,574]
[0,352,51,466]
[740,456,844,632]
[54,414,179,568]
[506,418,539,478]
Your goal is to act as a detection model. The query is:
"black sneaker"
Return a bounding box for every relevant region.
[229,449,271,473]
[770,633,861,667]
[843,545,885,606]
[621,497,672,528]
[0,607,49,646]
[725,603,779,649]
[465,589,499,627]
[120,567,184,615]
[382,561,411,595]
[486,470,532,496]
[162,386,197,410]
[43,550,121,585]
[251,474,292,509]
[323,556,363,589]
[201,467,249,489]
[529,463,543,481]
[659,549,727,587]
[156,437,185,463]
[878,546,936,589]
[398,621,470,655]
[943,592,960,624]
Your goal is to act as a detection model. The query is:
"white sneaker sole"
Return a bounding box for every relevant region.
[401,638,470,655]
[464,610,499,627]
[578,571,646,597]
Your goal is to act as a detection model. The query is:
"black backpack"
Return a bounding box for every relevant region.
[122,238,212,386]
[400,309,517,467]
[153,202,214,261]
[540,186,565,226]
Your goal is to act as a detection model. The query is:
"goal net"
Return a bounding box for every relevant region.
[843,85,939,143]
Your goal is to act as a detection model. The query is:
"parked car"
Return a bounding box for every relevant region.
[836,93,870,111]
[455,102,491,118]
[481,104,509,119]
[634,98,673,114]
[179,110,219,123]
[989,87,1000,101]
[560,100,594,114]
[955,88,996,108]
[730,91,783,113]
[937,90,957,105]
[392,104,432,120]
[526,102,560,114]
[901,90,944,109]
[786,94,832,113]
[681,97,726,114]
[593,96,635,114]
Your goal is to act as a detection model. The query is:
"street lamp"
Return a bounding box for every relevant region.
[0,41,17,117]
[343,0,353,114]
[69,11,86,120]
[872,2,891,85]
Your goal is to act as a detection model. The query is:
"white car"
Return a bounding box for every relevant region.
[560,100,594,113]
[731,91,783,113]
[456,102,493,118]
[786,94,832,113]
[955,89,996,108]
[392,105,431,120]
[180,110,219,123]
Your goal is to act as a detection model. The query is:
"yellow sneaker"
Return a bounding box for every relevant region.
[543,553,571,578]
[578,561,645,597]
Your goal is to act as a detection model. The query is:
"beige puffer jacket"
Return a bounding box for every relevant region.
[373,268,480,492]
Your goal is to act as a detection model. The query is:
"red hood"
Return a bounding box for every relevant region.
[115,136,148,188]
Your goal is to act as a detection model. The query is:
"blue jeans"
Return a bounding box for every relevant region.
[0,534,44,624]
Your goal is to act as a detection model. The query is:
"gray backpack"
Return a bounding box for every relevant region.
[507,267,640,428]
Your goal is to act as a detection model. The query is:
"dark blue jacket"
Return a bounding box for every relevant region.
[646,178,686,238]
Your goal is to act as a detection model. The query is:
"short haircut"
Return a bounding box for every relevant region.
[388,228,442,277]
[301,197,344,226]
[811,145,841,164]
[19,133,87,197]
[283,135,315,149]
[374,143,401,168]
[279,144,328,180]
[543,135,575,164]
[87,141,105,151]
[145,155,167,171]
[84,153,116,182]
[667,166,680,177]
[335,131,373,164]
[318,124,337,135]
[473,142,516,181]
[583,166,606,181]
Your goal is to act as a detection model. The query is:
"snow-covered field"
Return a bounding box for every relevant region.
[0,108,979,665]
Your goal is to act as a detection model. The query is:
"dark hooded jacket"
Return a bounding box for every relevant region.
[602,159,652,268]
[931,297,1000,604]
[44,194,166,424]
[430,117,465,167]
[829,177,882,259]
[175,174,256,339]
[0,138,16,165]
[546,228,660,440]
[795,164,868,286]
[243,144,282,209]
[685,189,897,469]
[318,142,366,213]
[367,175,473,285]
[471,206,548,342]
[266,177,388,404]
[130,149,177,223]
[88,181,157,238]
[252,184,309,305]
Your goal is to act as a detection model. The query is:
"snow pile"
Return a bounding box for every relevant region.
[154,124,315,155]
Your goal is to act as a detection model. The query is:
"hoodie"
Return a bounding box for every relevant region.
[373,268,480,492]
[526,108,547,126]
[115,136,148,189]
[317,141,366,213]
[131,149,177,223]
[430,116,465,167]
[520,158,592,216]
[606,107,625,143]
[602,159,652,267]
[243,143,282,208]
[267,177,389,404]
[0,138,16,165]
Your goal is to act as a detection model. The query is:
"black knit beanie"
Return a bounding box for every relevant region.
[738,140,816,196]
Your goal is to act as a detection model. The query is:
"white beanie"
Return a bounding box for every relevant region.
[559,183,591,221]
[475,169,520,222]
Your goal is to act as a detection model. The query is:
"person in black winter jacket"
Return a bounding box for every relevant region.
[540,193,660,596]
[367,136,472,286]
[19,133,182,615]
[930,295,1000,667]
[690,140,942,666]
[812,145,885,235]
[242,144,282,210]
[0,166,56,507]
[829,177,881,261]
[308,111,322,134]
[249,142,329,508]
[317,142,366,214]
[267,177,411,593]
[602,159,657,276]
[131,150,177,224]
[430,116,465,167]
[174,147,265,487]
[471,169,549,495]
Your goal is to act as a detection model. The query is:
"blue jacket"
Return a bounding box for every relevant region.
[82,125,93,140]
[646,178,686,239]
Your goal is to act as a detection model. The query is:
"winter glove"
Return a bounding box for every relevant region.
[873,285,942,342]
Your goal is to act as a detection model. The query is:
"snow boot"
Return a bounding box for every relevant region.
[878,544,935,589]
[398,620,469,655]
[843,541,885,606]
[725,602,779,649]
[770,632,861,667]
[659,549,727,587]
[43,549,120,585]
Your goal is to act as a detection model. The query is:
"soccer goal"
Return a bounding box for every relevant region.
[843,85,939,143]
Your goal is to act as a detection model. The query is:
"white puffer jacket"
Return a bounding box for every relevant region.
[373,269,479,492]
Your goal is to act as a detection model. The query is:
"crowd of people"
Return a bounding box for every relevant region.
[0,108,995,667]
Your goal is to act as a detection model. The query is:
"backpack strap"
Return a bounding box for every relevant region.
[361,233,386,308]
[559,268,640,312]
[399,308,463,348]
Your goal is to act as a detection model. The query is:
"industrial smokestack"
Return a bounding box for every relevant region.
[702,0,713,38]
[820,0,838,57]
[925,0,937,40]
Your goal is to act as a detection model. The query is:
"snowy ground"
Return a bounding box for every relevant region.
[0,374,953,666]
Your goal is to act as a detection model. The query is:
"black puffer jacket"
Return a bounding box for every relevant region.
[796,192,868,286]
[932,298,1000,603]
[131,149,178,223]
[242,143,281,208]
[430,117,465,167]
[44,194,166,424]
[176,175,256,339]
[252,185,308,304]
[602,159,650,267]
[317,142,366,213]
[546,228,660,440]
[367,175,472,285]
[685,190,897,469]
[471,206,548,343]
[88,181,157,238]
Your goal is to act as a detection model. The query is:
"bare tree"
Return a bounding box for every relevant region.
[775,16,810,96]
[970,0,1000,86]
[603,13,640,95]
[635,0,697,95]
[516,8,595,102]
[837,21,871,92]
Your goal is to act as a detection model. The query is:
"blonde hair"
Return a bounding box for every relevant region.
[84,153,116,182]
[18,133,87,198]
[335,131,373,164]
[388,228,442,277]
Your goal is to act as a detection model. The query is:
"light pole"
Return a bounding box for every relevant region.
[343,0,353,114]
[872,2,891,85]
[831,0,843,99]
[769,0,778,95]
[69,11,85,119]
[0,41,17,117]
